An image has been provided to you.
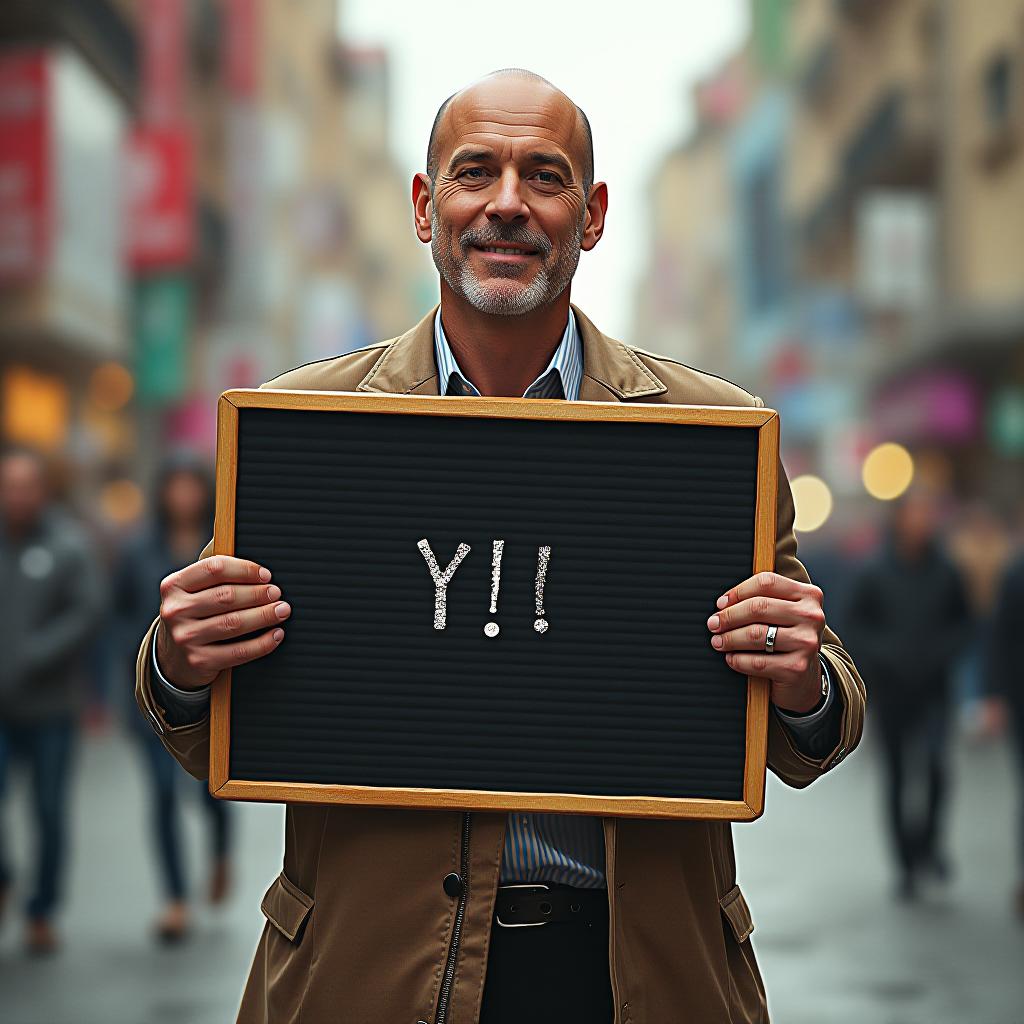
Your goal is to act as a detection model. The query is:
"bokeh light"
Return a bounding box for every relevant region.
[862,442,915,501]
[88,363,135,412]
[99,478,144,525]
[791,474,833,532]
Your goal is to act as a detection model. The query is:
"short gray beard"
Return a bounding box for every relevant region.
[430,208,584,316]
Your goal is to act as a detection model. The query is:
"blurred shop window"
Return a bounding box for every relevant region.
[984,54,1015,128]
[747,160,786,312]
[979,51,1019,166]
[2,365,68,449]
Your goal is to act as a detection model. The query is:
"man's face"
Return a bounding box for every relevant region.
[424,77,594,316]
[0,454,47,530]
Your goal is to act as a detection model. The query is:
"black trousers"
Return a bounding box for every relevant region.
[479,910,614,1023]
[877,696,951,877]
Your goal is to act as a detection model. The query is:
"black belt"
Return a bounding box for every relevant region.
[493,883,608,928]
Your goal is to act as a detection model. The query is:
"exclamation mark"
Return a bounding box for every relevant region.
[534,545,551,633]
[484,539,504,638]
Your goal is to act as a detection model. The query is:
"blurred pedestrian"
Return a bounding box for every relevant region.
[948,502,1012,707]
[0,444,107,954]
[112,452,234,943]
[983,549,1024,919]
[847,489,971,900]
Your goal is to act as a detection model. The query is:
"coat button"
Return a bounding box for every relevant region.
[442,872,463,898]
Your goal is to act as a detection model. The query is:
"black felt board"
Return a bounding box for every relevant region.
[224,403,761,805]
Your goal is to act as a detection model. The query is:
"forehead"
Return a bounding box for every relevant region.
[439,78,583,164]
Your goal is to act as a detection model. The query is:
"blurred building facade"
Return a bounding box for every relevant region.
[0,0,433,525]
[633,0,1024,524]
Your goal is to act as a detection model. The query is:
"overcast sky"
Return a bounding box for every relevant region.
[340,2,748,337]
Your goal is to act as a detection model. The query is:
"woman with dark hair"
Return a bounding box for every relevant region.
[113,452,233,942]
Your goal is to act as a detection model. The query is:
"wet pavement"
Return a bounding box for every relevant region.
[1,722,1021,1023]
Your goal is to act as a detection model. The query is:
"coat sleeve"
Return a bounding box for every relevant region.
[134,536,215,781]
[764,452,867,788]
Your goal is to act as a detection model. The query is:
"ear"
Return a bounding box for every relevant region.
[412,173,433,243]
[580,181,608,252]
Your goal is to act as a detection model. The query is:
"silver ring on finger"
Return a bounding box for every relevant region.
[764,624,778,654]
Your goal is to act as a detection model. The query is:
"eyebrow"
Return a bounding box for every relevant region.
[445,147,576,181]
[446,148,497,174]
[525,151,575,181]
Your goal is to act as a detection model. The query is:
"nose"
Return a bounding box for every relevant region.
[485,166,529,224]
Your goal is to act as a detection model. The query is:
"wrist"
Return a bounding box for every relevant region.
[776,664,829,716]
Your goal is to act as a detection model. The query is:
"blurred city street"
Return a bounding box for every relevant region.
[2,0,1024,1021]
[0,721,1020,1024]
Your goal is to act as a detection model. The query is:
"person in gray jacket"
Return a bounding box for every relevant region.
[0,444,107,953]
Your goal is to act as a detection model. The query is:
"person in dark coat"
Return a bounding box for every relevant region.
[113,452,234,941]
[0,444,107,953]
[846,489,971,899]
[984,548,1024,918]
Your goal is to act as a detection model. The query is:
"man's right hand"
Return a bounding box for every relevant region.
[156,556,291,690]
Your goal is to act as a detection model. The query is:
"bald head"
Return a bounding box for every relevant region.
[426,69,594,198]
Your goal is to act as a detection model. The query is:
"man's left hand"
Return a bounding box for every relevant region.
[707,572,826,714]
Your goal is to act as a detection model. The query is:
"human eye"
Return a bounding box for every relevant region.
[530,170,564,189]
[458,166,490,181]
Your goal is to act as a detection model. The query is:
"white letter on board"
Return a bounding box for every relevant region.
[417,539,471,630]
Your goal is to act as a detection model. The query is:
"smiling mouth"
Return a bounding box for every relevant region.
[472,244,540,257]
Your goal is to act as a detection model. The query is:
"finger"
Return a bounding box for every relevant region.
[179,599,292,647]
[708,596,807,634]
[711,622,802,653]
[722,650,806,681]
[184,582,284,620]
[170,556,272,595]
[716,572,808,610]
[195,626,286,673]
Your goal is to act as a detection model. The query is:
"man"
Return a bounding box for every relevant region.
[982,546,1024,918]
[136,70,865,1023]
[0,445,107,953]
[846,490,969,901]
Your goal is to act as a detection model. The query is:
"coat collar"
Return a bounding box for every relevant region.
[355,302,667,402]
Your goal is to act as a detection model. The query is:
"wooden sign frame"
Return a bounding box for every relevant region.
[209,389,779,821]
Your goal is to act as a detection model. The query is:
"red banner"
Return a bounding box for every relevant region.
[123,128,194,271]
[0,51,51,283]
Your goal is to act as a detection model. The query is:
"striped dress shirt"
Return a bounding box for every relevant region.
[433,308,607,889]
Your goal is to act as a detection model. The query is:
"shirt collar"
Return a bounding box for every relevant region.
[432,307,583,401]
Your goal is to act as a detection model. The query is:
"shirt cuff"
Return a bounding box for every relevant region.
[151,622,211,720]
[774,657,834,734]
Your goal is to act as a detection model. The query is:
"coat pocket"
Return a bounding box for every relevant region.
[260,871,314,943]
[718,884,754,943]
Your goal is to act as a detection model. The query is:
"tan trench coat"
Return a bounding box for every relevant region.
[136,303,866,1024]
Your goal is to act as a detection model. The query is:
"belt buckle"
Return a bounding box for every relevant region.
[495,883,550,928]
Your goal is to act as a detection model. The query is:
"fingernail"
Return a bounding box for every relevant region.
[275,602,291,619]
[716,595,728,609]
[272,628,284,642]
[259,567,272,582]
[267,585,281,601]
[707,615,720,631]
[711,635,723,649]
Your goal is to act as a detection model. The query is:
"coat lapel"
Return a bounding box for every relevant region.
[355,304,441,396]
[571,303,667,403]
[355,300,668,404]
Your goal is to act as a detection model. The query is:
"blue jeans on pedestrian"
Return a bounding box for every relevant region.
[136,725,232,902]
[0,716,76,921]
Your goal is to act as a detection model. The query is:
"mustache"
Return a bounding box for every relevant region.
[459,224,552,257]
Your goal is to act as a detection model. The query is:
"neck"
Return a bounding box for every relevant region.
[438,282,571,397]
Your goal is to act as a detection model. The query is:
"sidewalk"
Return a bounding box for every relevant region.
[0,724,1020,1023]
